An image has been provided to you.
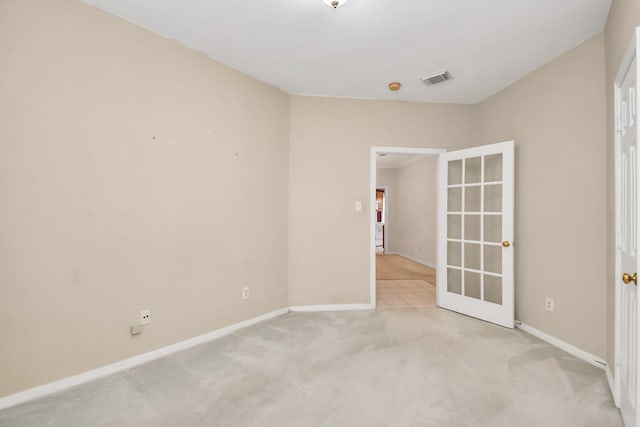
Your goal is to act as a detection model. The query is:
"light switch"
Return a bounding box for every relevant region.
[355,201,362,212]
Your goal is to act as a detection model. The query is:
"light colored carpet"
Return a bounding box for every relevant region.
[376,254,436,284]
[0,309,621,427]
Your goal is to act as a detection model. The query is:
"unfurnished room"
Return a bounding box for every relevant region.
[1,0,640,426]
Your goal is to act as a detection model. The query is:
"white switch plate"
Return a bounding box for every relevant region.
[355,201,362,212]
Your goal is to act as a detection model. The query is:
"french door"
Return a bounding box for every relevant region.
[437,141,515,328]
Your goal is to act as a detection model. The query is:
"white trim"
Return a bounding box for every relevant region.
[370,146,446,309]
[289,304,373,312]
[385,252,436,269]
[0,308,289,411]
[607,366,619,407]
[515,321,608,369]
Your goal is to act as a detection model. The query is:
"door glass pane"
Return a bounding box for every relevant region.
[484,184,502,212]
[448,159,463,185]
[484,215,502,243]
[447,241,461,267]
[464,243,481,270]
[448,188,462,211]
[447,268,462,294]
[448,214,461,239]
[484,245,502,274]
[465,186,481,212]
[484,154,503,182]
[464,215,480,241]
[484,275,502,305]
[464,271,481,299]
[465,157,482,184]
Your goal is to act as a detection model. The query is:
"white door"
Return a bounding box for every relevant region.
[616,31,639,427]
[437,141,515,328]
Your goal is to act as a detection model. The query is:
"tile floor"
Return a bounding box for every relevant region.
[376,253,437,308]
[376,279,436,308]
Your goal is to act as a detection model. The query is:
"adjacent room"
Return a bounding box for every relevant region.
[375,153,438,309]
[1,0,639,426]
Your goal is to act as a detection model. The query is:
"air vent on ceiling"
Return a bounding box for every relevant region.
[421,70,452,86]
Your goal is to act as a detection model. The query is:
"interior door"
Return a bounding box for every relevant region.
[617,51,639,427]
[437,141,514,328]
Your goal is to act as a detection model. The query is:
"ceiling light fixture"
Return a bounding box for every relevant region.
[388,82,402,91]
[322,0,349,8]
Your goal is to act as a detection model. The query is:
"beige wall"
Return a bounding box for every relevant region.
[376,168,397,190]
[604,0,640,370]
[381,157,438,266]
[288,97,474,306]
[474,33,608,357]
[0,0,289,397]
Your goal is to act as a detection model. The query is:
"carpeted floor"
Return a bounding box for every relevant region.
[0,309,621,426]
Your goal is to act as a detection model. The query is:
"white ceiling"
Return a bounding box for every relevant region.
[376,154,428,169]
[84,0,611,104]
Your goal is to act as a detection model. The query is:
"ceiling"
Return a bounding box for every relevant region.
[83,0,611,104]
[376,154,429,169]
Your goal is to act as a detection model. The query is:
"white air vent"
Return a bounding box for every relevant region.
[421,70,452,86]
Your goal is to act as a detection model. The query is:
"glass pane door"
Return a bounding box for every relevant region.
[437,142,514,328]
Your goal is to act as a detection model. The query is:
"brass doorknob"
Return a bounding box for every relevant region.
[502,241,510,248]
[622,272,637,285]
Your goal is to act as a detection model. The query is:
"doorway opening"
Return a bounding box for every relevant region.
[370,147,444,309]
[370,142,514,327]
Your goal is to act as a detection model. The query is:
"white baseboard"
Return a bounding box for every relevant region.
[386,252,436,269]
[289,304,373,312]
[0,307,289,411]
[515,321,608,370]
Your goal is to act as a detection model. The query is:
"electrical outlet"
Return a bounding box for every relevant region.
[242,287,250,300]
[545,298,554,312]
[140,309,151,325]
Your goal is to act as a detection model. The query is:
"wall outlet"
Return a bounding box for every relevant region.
[140,309,151,325]
[545,298,554,312]
[242,287,250,300]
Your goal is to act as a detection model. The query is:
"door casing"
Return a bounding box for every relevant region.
[370,147,445,307]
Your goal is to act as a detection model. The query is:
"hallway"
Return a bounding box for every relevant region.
[376,254,436,308]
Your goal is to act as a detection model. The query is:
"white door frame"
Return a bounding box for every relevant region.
[370,146,446,307]
[614,26,640,416]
